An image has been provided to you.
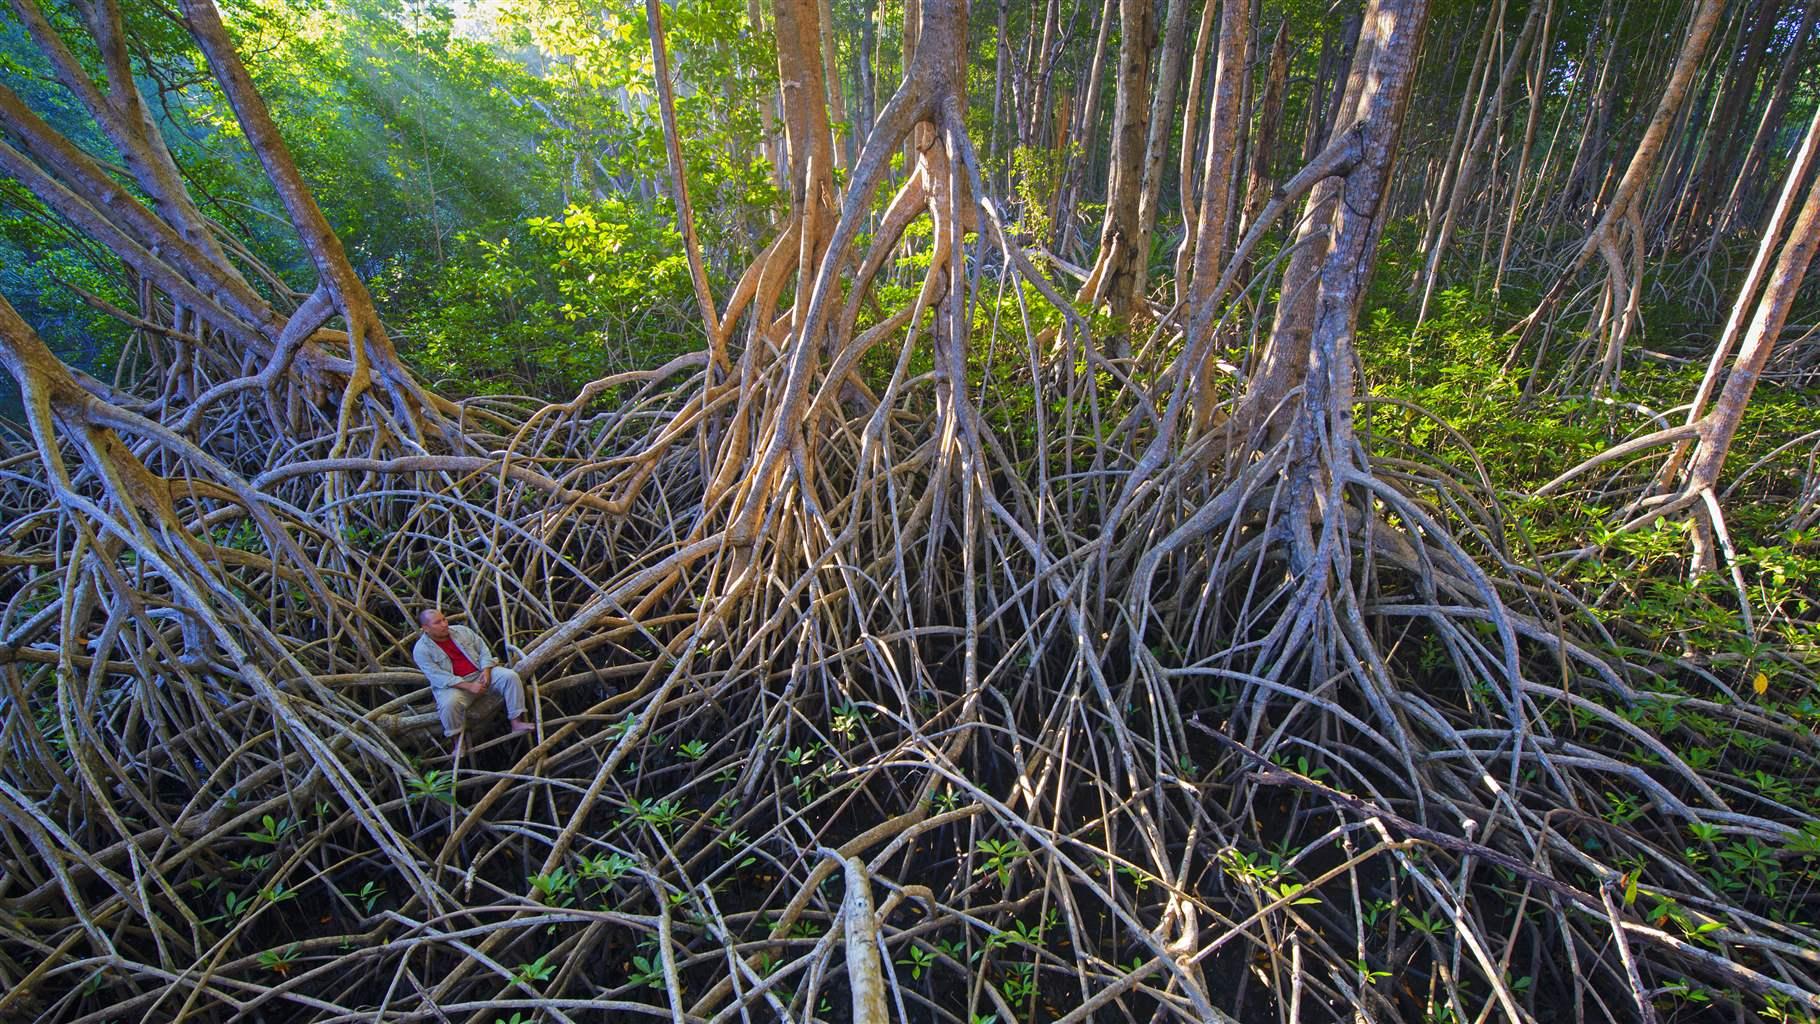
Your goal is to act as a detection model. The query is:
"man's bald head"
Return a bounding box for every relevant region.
[419,608,452,639]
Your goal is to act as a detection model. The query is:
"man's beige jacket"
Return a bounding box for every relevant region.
[412,625,498,691]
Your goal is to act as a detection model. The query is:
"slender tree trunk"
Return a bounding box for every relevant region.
[1513,0,1725,387]
[1175,0,1221,300]
[1682,118,1820,570]
[1077,0,1155,321]
[646,0,721,345]
[862,0,879,138]
[1416,0,1542,323]
[1133,0,1191,305]
[1560,0,1620,216]
[1719,0,1816,233]
[1052,0,1115,258]
[1494,0,1554,296]
[1176,0,1248,310]
[1654,1,1745,237]
[819,0,850,171]
[903,0,925,180]
[749,0,788,192]
[1417,0,1501,265]
[1011,0,1037,146]
[1301,19,1334,162]
[1302,12,1360,162]
[1592,0,1724,389]
[1665,102,1820,489]
[1681,0,1779,235]
[180,0,450,445]
[1026,0,1057,146]
[1238,20,1288,240]
[989,0,1007,178]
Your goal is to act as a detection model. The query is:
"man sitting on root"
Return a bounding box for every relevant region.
[413,608,534,753]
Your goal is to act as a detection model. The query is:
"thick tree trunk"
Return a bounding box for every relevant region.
[712,0,977,544]
[8,0,239,278]
[773,0,840,277]
[1241,0,1431,588]
[1232,2,1377,435]
[1297,0,1429,442]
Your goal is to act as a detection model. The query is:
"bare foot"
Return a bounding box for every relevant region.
[509,720,535,734]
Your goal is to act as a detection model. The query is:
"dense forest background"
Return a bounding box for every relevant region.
[5,0,1820,1020]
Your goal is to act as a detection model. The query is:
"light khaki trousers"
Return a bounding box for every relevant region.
[433,667,526,737]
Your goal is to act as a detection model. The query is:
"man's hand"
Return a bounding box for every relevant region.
[457,674,488,695]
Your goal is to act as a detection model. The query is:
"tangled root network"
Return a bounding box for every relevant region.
[3,265,1817,1024]
[3,96,1820,1022]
